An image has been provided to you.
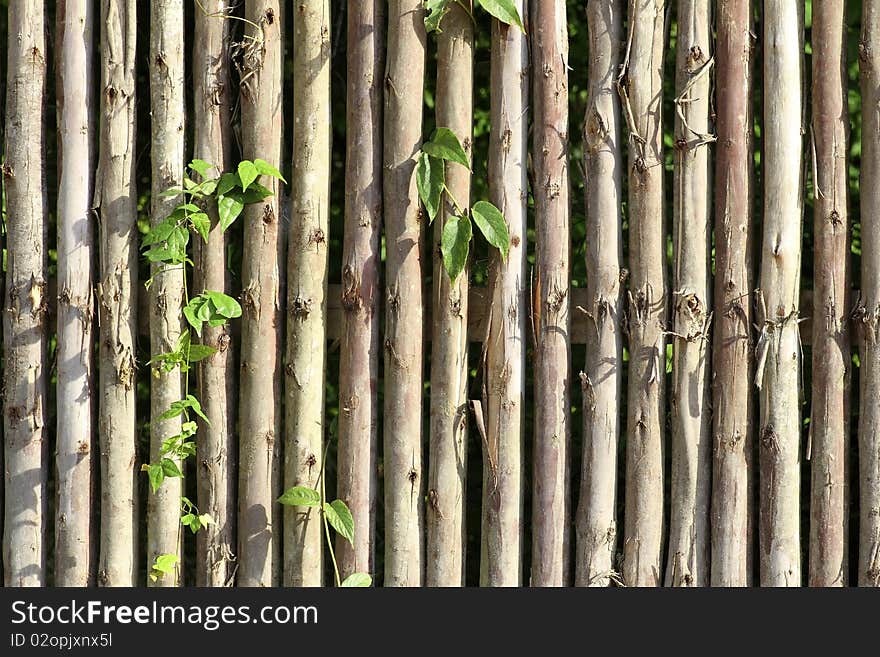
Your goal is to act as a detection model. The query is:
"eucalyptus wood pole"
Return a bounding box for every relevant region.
[383,0,427,587]
[667,0,712,587]
[758,0,803,587]
[94,0,138,587]
[193,0,236,587]
[337,0,384,581]
[859,0,880,587]
[427,1,472,588]
[712,0,754,587]
[809,0,850,588]
[620,0,667,587]
[148,0,186,587]
[285,0,330,587]
[55,0,95,587]
[530,0,571,587]
[576,0,623,588]
[482,2,528,587]
[238,0,284,588]
[2,0,48,587]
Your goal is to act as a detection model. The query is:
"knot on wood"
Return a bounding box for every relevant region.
[290,296,312,319]
[341,265,361,312]
[760,425,779,453]
[309,227,325,248]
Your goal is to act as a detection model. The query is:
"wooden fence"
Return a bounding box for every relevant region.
[0,0,876,587]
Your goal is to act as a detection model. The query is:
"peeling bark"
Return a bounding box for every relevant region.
[427,2,472,588]
[193,0,236,588]
[530,0,571,587]
[148,0,186,588]
[3,0,48,587]
[383,0,426,587]
[94,0,138,588]
[576,0,623,588]
[621,0,667,587]
[285,0,331,587]
[758,0,803,586]
[337,0,384,581]
[238,0,284,587]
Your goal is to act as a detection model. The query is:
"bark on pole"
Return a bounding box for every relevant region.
[758,0,803,587]
[383,0,426,587]
[193,0,236,588]
[621,0,667,587]
[2,0,48,587]
[667,0,712,587]
[238,0,284,588]
[859,1,880,588]
[809,1,850,588]
[427,2,473,588]
[148,0,186,587]
[55,0,95,587]
[711,0,754,588]
[576,0,623,588]
[337,0,384,581]
[530,0,571,587]
[482,2,528,587]
[285,0,330,587]
[94,0,138,587]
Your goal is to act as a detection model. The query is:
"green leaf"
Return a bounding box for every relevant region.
[253,159,286,183]
[189,212,211,242]
[341,572,373,588]
[241,183,274,204]
[423,127,470,169]
[198,513,213,527]
[185,394,210,424]
[159,188,184,199]
[183,305,202,337]
[476,0,525,32]
[152,554,179,578]
[216,172,239,197]
[181,513,196,527]
[471,200,510,260]
[142,217,177,247]
[238,160,259,191]
[217,193,245,232]
[205,290,242,319]
[278,486,321,507]
[424,0,450,32]
[441,214,472,283]
[146,463,164,493]
[416,152,445,222]
[323,500,355,545]
[160,458,182,478]
[187,343,218,362]
[189,159,213,178]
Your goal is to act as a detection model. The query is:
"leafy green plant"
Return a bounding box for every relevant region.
[424,0,525,34]
[278,442,372,587]
[416,128,511,282]
[141,157,284,582]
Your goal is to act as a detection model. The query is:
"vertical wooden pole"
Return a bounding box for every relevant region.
[530,0,571,587]
[576,0,623,587]
[482,1,529,587]
[337,0,385,581]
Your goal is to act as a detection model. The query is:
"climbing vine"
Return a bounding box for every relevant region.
[419,0,524,281]
[141,158,284,582]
